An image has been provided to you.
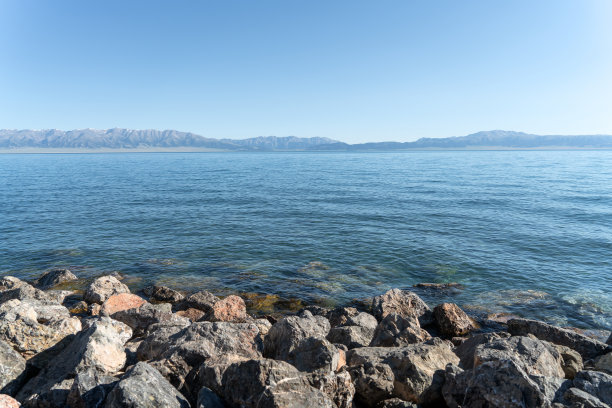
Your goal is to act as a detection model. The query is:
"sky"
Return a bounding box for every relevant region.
[1,1,611,143]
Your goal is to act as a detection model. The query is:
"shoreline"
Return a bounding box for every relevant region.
[0,268,610,407]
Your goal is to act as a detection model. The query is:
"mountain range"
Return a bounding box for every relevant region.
[1,129,611,151]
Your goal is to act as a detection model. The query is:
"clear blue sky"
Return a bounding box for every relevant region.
[1,1,611,143]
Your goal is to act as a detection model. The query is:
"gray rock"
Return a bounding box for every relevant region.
[143,285,185,304]
[572,371,612,406]
[307,370,355,408]
[594,352,612,375]
[111,302,188,336]
[346,338,459,405]
[66,369,117,408]
[327,307,360,327]
[453,331,511,369]
[0,283,71,322]
[0,276,26,292]
[474,336,565,378]
[263,311,330,363]
[442,360,560,408]
[46,290,76,305]
[433,302,477,337]
[182,291,219,313]
[136,320,191,361]
[508,318,608,360]
[197,387,225,408]
[35,269,78,290]
[289,337,340,373]
[564,387,610,408]
[370,314,431,347]
[219,358,335,408]
[328,325,375,349]
[607,333,612,346]
[371,289,433,326]
[104,362,190,408]
[553,343,584,379]
[84,276,130,304]
[376,398,417,408]
[0,339,27,396]
[17,317,132,407]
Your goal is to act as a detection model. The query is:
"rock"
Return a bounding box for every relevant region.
[442,360,563,408]
[553,344,584,379]
[607,333,612,345]
[88,304,101,316]
[263,310,330,363]
[253,318,272,337]
[572,370,612,406]
[146,322,262,397]
[376,398,416,408]
[0,284,71,322]
[176,308,205,321]
[100,293,146,315]
[124,340,142,367]
[370,314,431,347]
[0,395,20,408]
[508,318,608,359]
[219,358,335,408]
[204,295,247,322]
[111,302,188,336]
[453,332,511,369]
[17,317,132,406]
[104,362,190,408]
[288,337,340,373]
[414,282,463,290]
[84,276,130,304]
[564,387,609,408]
[473,335,565,378]
[328,325,376,349]
[182,291,219,313]
[433,303,477,337]
[196,387,224,408]
[0,339,26,395]
[45,290,76,305]
[69,301,89,314]
[308,370,355,408]
[346,338,459,405]
[143,285,185,304]
[66,369,117,408]
[34,269,77,290]
[327,307,360,327]
[371,289,433,326]
[594,352,612,375]
[136,320,191,361]
[0,299,81,358]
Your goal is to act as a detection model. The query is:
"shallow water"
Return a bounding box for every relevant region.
[1,151,611,329]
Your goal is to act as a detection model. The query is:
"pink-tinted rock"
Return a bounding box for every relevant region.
[433,303,477,337]
[0,394,20,407]
[176,307,205,321]
[205,295,247,322]
[101,294,146,315]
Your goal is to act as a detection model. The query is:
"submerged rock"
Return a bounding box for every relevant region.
[371,289,433,326]
[0,339,27,396]
[104,362,190,408]
[34,269,78,290]
[84,276,130,304]
[508,318,608,359]
[433,303,477,337]
[370,314,431,347]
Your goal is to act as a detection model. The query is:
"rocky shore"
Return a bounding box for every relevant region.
[0,269,611,408]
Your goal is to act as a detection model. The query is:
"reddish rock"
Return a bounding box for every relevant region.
[337,348,346,371]
[433,303,477,337]
[0,394,20,407]
[205,295,247,322]
[176,307,205,321]
[101,294,146,315]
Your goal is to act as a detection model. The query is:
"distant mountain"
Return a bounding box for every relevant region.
[309,130,612,150]
[0,129,337,151]
[1,129,611,151]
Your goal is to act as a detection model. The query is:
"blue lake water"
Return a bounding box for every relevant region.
[1,151,611,330]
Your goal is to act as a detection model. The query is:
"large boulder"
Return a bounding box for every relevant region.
[111,302,189,336]
[0,339,27,395]
[143,285,184,304]
[572,370,612,406]
[66,369,118,408]
[145,321,263,398]
[0,299,81,359]
[288,337,341,373]
[0,395,20,408]
[219,358,335,408]
[104,362,190,408]
[0,276,26,292]
[442,361,568,408]
[327,311,377,349]
[453,332,511,369]
[594,352,612,375]
[563,387,609,408]
[371,289,432,326]
[553,344,583,379]
[473,336,565,378]
[0,283,71,322]
[307,370,355,408]
[84,276,130,304]
[17,317,132,407]
[100,294,146,315]
[263,310,330,363]
[34,269,78,290]
[508,318,608,359]
[433,303,477,337]
[204,295,247,322]
[370,314,431,347]
[181,291,219,313]
[346,338,459,405]
[136,320,192,361]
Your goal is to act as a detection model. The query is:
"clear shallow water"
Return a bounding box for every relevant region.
[0,151,611,330]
